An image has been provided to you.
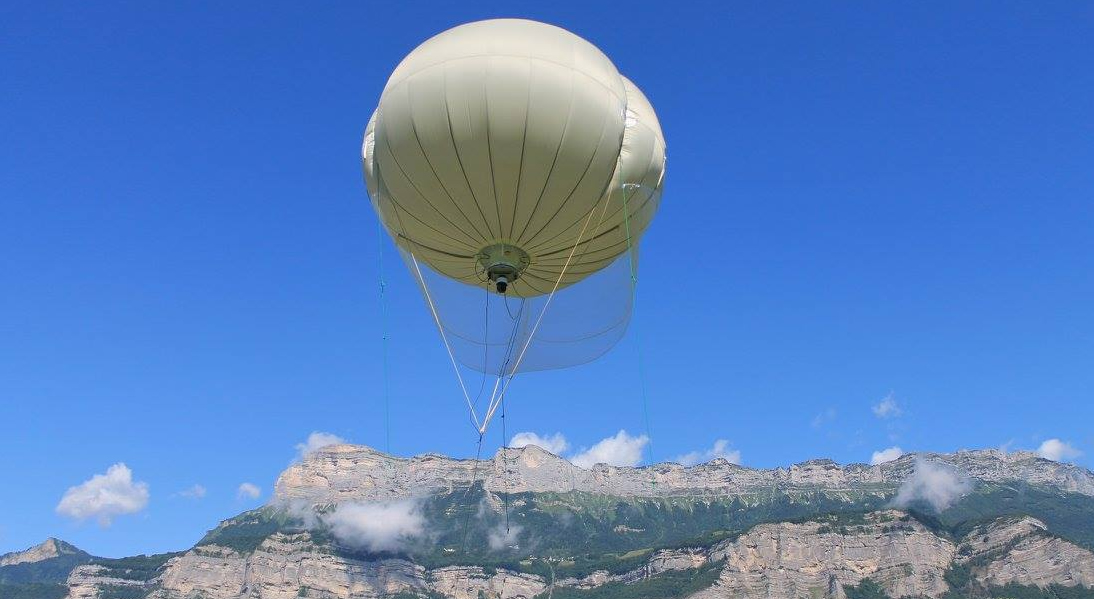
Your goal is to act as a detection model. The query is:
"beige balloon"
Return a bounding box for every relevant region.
[363,19,665,298]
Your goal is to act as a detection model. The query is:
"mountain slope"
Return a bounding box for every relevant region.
[0,539,91,599]
[27,445,1094,599]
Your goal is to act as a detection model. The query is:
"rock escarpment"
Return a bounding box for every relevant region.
[64,511,1094,599]
[273,445,1094,504]
[48,446,1094,598]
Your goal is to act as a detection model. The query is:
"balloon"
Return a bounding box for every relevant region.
[363,19,665,298]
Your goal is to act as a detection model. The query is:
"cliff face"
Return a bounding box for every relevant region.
[703,512,957,599]
[272,445,1094,504]
[50,446,1094,599]
[64,512,1094,599]
[956,516,1094,589]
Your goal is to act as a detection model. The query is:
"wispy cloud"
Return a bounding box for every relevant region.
[237,482,261,501]
[295,431,347,460]
[177,484,207,499]
[56,463,150,527]
[1036,439,1082,462]
[487,523,522,550]
[675,439,741,466]
[570,430,649,469]
[811,407,837,429]
[892,458,971,511]
[870,446,904,465]
[872,394,903,419]
[323,499,424,552]
[509,432,569,455]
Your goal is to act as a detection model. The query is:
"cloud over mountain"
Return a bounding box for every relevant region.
[323,500,424,551]
[510,432,569,455]
[871,446,904,465]
[237,483,262,500]
[1037,439,1082,462]
[570,430,649,468]
[893,458,971,511]
[296,432,347,460]
[675,439,741,466]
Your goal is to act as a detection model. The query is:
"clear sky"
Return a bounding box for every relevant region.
[2,1,1092,558]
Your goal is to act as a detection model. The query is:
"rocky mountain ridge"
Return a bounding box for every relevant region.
[63,511,1094,599]
[6,446,1094,599]
[0,539,83,568]
[274,444,1094,504]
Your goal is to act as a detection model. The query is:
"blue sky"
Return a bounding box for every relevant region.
[2,1,1092,558]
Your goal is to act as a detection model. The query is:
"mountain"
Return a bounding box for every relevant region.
[272,445,1094,502]
[0,539,86,569]
[0,539,91,599]
[17,446,1094,599]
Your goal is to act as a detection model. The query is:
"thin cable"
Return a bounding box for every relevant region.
[470,289,491,414]
[377,218,391,453]
[408,252,480,430]
[504,292,519,320]
[460,433,487,551]
[478,199,602,433]
[501,393,510,534]
[621,182,656,481]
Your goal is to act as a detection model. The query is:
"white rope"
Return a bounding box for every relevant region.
[408,252,481,429]
[478,203,603,433]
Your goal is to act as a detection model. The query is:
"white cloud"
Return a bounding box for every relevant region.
[295,431,347,459]
[56,463,150,527]
[1036,439,1082,462]
[237,483,261,500]
[274,498,320,529]
[872,394,903,419]
[892,458,972,511]
[178,484,207,499]
[323,500,424,552]
[570,430,649,469]
[811,408,836,428]
[487,523,523,550]
[510,432,569,455]
[871,446,904,465]
[675,439,742,466]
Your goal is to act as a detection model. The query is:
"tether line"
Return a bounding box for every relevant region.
[478,204,602,434]
[621,181,656,479]
[377,216,391,453]
[408,252,480,430]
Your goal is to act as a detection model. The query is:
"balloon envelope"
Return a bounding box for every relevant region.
[363,19,665,298]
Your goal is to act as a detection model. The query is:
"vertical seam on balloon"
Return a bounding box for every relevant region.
[517,99,613,251]
[442,64,496,244]
[483,65,504,241]
[381,138,483,248]
[532,185,657,257]
[382,190,480,250]
[375,121,480,251]
[508,58,533,241]
[528,170,619,270]
[405,77,492,244]
[513,69,575,245]
[521,96,627,254]
[516,277,549,296]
